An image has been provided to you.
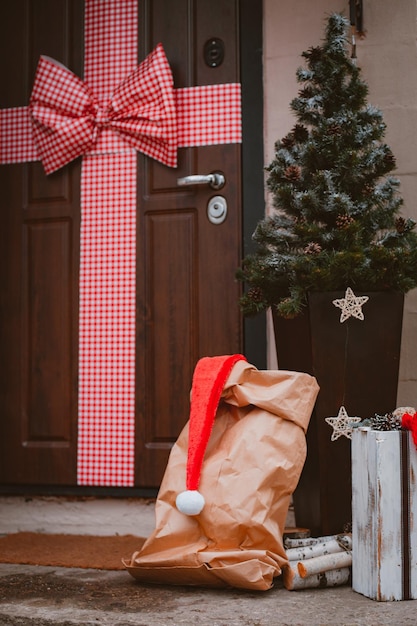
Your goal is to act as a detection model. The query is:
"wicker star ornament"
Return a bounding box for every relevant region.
[332,287,369,323]
[325,406,361,441]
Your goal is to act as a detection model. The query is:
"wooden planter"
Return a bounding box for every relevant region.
[273,291,404,536]
[352,428,417,601]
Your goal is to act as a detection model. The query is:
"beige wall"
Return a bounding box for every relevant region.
[263,0,417,407]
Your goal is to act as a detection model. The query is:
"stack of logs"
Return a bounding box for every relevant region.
[283,533,352,590]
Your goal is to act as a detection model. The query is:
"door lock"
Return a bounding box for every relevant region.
[203,38,225,68]
[207,196,227,224]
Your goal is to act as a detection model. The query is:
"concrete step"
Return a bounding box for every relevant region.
[0,496,156,537]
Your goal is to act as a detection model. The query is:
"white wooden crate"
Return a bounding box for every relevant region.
[352,428,417,601]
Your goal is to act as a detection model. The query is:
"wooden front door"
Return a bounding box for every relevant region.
[0,0,256,489]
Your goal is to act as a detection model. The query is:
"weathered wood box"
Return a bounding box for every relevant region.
[352,428,417,601]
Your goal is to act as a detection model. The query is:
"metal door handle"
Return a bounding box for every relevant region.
[177,172,225,190]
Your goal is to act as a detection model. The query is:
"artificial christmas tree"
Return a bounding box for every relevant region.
[239,13,417,319]
[238,13,417,535]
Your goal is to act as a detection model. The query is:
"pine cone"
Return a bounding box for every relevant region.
[383,149,396,169]
[247,287,264,303]
[371,412,402,431]
[292,124,309,142]
[304,242,322,255]
[281,134,295,149]
[294,215,306,225]
[336,214,354,229]
[362,183,374,196]
[395,217,406,233]
[299,85,314,99]
[304,46,323,64]
[328,123,342,136]
[284,165,302,182]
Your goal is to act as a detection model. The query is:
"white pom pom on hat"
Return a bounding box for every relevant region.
[176,354,247,516]
[176,490,205,516]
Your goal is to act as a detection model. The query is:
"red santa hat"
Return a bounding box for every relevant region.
[176,354,247,516]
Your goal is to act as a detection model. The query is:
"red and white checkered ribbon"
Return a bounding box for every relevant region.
[0,0,241,487]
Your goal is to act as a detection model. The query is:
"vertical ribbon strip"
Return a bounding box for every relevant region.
[78,0,138,486]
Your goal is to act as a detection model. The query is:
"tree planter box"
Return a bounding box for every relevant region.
[352,428,417,601]
[273,291,404,536]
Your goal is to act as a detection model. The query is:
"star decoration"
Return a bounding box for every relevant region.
[325,406,361,441]
[332,287,369,323]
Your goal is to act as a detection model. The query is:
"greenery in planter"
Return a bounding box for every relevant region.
[238,13,417,319]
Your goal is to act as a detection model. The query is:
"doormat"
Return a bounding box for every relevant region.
[0,532,146,570]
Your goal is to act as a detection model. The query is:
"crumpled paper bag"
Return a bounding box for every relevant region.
[125,359,319,590]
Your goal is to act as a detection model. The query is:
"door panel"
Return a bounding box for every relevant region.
[135,0,242,486]
[0,1,83,484]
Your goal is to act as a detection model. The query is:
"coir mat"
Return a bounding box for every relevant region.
[0,532,145,570]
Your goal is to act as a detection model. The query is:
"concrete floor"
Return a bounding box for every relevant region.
[0,563,415,626]
[0,497,415,625]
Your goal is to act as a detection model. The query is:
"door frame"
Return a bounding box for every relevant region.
[240,0,266,370]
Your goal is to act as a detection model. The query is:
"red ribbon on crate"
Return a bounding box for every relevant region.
[0,0,241,486]
[402,412,417,450]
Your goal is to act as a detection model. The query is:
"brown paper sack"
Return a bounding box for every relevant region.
[125,357,319,590]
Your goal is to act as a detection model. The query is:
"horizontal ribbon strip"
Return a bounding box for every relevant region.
[0,85,241,165]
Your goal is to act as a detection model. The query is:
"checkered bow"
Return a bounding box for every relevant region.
[29,43,178,175]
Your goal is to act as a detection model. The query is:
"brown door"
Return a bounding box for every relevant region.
[0,0,243,488]
[135,1,242,486]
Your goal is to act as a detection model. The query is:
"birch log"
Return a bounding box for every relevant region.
[297,551,352,578]
[286,538,348,562]
[284,534,338,549]
[337,534,352,550]
[283,563,350,591]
